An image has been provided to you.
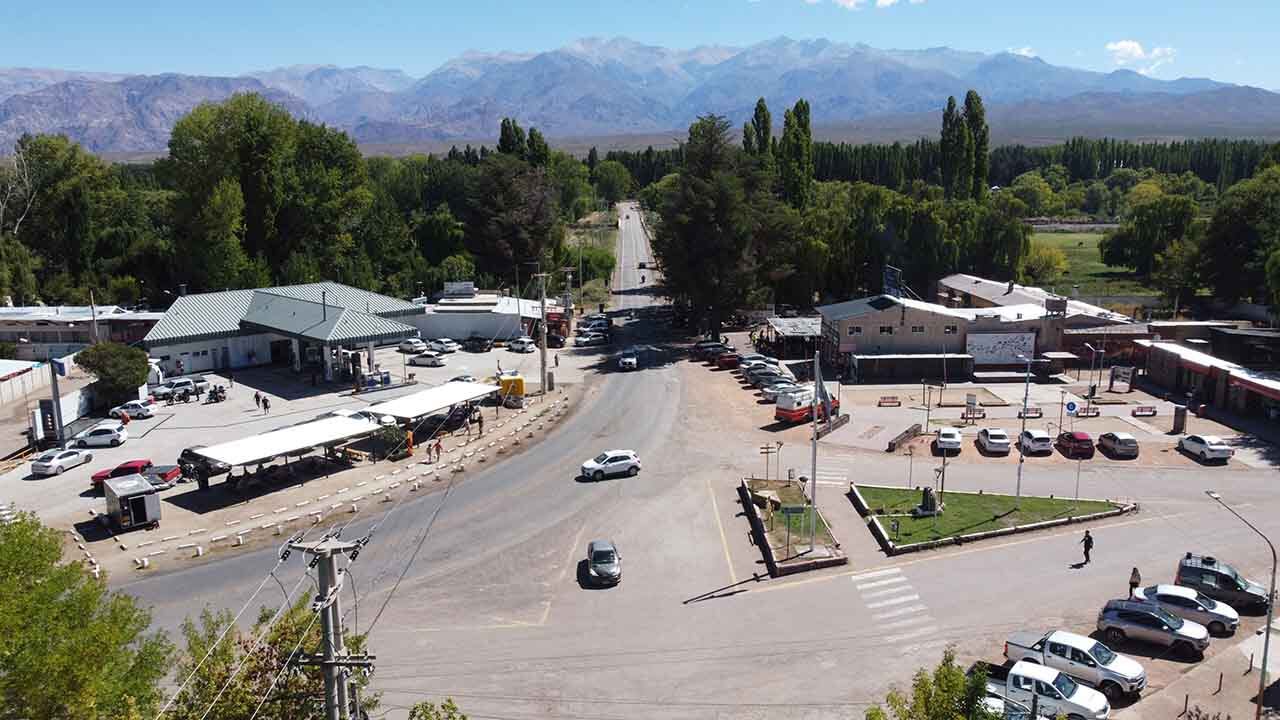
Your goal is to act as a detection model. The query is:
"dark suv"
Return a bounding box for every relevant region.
[1176,553,1272,611]
[416,406,471,435]
[178,446,231,478]
[463,336,493,353]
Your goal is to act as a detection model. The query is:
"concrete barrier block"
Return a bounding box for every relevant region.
[316,494,329,501]
[388,481,400,489]
[235,528,252,536]
[161,535,179,542]
[211,534,227,542]
[390,469,401,475]
[338,487,350,493]
[137,540,154,548]
[330,503,343,510]
[225,519,241,526]
[188,528,206,536]
[249,513,266,520]
[411,481,420,491]
[260,522,276,530]
[92,566,101,579]
[479,454,487,463]
[294,501,309,508]
[147,549,166,557]
[77,542,85,550]
[118,542,128,551]
[350,495,363,502]
[177,542,196,550]
[381,494,393,503]
[284,516,298,523]
[498,445,507,454]
[358,480,370,487]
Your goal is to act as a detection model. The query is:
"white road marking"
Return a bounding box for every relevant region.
[879,615,934,631]
[873,603,928,619]
[846,567,901,584]
[861,585,916,600]
[886,625,938,643]
[866,593,920,609]
[856,576,910,591]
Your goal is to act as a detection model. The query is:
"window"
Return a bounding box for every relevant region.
[848,326,862,336]
[1070,648,1094,665]
[911,325,925,334]
[1013,675,1034,692]
[1048,642,1069,659]
[1036,680,1061,699]
[944,325,958,335]
[879,326,894,335]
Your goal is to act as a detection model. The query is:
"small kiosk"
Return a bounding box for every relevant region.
[104,474,161,531]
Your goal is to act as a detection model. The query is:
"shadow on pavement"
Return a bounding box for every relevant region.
[682,575,764,604]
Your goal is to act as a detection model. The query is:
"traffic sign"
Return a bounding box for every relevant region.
[780,505,807,515]
[1066,401,1078,415]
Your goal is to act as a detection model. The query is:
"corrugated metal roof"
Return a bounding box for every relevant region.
[766,316,822,337]
[818,295,971,323]
[240,292,418,344]
[144,282,424,347]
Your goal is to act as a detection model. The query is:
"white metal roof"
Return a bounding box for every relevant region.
[194,416,381,467]
[365,381,502,421]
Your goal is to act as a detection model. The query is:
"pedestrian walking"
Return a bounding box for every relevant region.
[262,397,270,414]
[254,391,262,409]
[555,353,560,368]
[228,370,234,387]
[477,414,484,436]
[1080,530,1094,565]
[433,439,443,463]
[1129,567,1142,597]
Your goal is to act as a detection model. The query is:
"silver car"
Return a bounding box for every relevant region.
[1096,599,1209,658]
[1133,584,1239,635]
[31,448,94,476]
[586,540,621,586]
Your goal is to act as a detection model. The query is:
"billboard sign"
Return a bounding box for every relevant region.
[966,332,1035,365]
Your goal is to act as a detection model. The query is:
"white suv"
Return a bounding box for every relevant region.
[74,421,129,448]
[581,450,641,481]
[1019,428,1053,454]
[977,428,1012,454]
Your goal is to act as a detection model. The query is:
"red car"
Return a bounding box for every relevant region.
[1055,431,1095,459]
[91,459,182,489]
[715,352,742,369]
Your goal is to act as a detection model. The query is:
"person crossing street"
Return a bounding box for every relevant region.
[1080,530,1094,565]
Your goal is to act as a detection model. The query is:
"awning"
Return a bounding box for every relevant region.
[767,316,822,337]
[194,416,381,467]
[365,381,502,421]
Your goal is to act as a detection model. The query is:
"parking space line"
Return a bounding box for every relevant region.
[707,476,738,585]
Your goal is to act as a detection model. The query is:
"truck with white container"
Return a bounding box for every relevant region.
[1004,630,1146,701]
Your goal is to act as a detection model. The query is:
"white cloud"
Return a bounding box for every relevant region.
[875,0,899,6]
[1104,39,1176,75]
[832,0,867,7]
[811,0,922,8]
[1008,46,1036,58]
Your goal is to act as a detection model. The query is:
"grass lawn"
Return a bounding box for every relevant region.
[747,479,835,554]
[1032,232,1158,297]
[857,485,1117,545]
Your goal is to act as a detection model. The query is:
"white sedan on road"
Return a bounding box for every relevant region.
[110,400,154,419]
[1178,434,1234,462]
[409,351,446,367]
[31,448,94,476]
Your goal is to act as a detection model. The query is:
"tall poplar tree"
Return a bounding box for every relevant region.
[964,90,990,200]
[779,99,814,208]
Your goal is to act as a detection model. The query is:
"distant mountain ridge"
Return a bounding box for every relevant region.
[0,36,1271,154]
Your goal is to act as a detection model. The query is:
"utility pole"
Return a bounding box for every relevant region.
[809,349,819,553]
[289,537,375,720]
[49,358,66,446]
[535,273,549,395]
[1015,353,1033,509]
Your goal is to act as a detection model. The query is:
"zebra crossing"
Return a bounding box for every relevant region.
[850,567,947,650]
[814,464,849,488]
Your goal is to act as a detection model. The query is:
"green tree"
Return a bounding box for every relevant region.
[940,96,974,200]
[1009,172,1056,216]
[1204,166,1280,303]
[865,648,994,720]
[1022,240,1069,285]
[526,127,550,167]
[964,91,989,200]
[497,118,527,159]
[751,98,773,160]
[585,146,599,174]
[409,698,468,720]
[1152,226,1203,313]
[75,341,151,404]
[1099,190,1196,276]
[779,99,814,208]
[191,178,251,290]
[0,514,172,719]
[593,160,633,206]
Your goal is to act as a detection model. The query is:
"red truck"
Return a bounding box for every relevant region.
[92,459,183,490]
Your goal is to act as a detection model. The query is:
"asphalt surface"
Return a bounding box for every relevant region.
[116,204,1280,720]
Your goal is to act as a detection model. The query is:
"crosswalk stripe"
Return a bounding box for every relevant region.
[873,603,927,619]
[886,625,937,643]
[856,576,910,591]
[902,639,951,655]
[846,568,901,583]
[866,594,920,609]
[879,615,934,631]
[862,585,916,600]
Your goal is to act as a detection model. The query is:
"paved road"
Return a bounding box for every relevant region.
[117,206,1280,719]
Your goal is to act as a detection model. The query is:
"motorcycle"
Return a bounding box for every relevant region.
[204,385,227,404]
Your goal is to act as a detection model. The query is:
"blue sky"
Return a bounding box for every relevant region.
[1,0,1276,87]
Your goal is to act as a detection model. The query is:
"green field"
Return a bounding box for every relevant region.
[857,485,1117,545]
[1032,232,1158,297]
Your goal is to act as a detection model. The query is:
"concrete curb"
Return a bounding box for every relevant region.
[849,482,1137,556]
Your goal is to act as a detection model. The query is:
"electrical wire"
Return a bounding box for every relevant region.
[246,607,325,720]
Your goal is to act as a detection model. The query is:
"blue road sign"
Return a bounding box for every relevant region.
[1066,401,1078,414]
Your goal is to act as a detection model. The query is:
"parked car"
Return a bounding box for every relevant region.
[31,448,93,476]
[987,661,1110,720]
[508,337,536,353]
[1133,583,1239,636]
[178,446,231,478]
[463,336,493,353]
[1056,431,1096,459]
[1098,432,1140,458]
[577,333,609,347]
[1096,598,1210,659]
[398,338,427,354]
[749,367,786,388]
[1177,434,1234,462]
[449,374,478,383]
[74,421,128,448]
[151,377,207,399]
[739,354,779,368]
[581,449,641,481]
[585,539,622,587]
[1176,552,1272,611]
[618,351,638,370]
[977,428,1012,455]
[408,351,446,367]
[544,333,566,348]
[1019,429,1054,454]
[935,427,963,453]
[417,407,470,435]
[761,381,804,402]
[427,338,461,354]
[704,346,734,362]
[1004,630,1146,702]
[92,459,182,490]
[110,400,154,420]
[715,352,742,369]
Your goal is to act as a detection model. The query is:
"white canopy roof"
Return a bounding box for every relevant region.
[195,416,380,467]
[365,381,501,421]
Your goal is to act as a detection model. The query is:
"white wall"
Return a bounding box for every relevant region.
[149,333,280,373]
[411,313,524,342]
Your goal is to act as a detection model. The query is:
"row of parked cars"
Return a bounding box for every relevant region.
[983,552,1272,719]
[934,426,1235,464]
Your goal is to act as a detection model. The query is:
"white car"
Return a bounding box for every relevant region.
[508,337,536,353]
[935,427,962,453]
[581,449,642,481]
[977,428,1012,455]
[1133,583,1240,636]
[427,338,461,354]
[31,448,94,476]
[398,338,427,354]
[409,351,446,367]
[1178,434,1234,462]
[618,352,638,370]
[1019,428,1054,454]
[110,400,154,420]
[74,421,128,448]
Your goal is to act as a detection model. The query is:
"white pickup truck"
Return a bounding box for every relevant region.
[1005,630,1146,702]
[151,376,209,399]
[986,661,1110,720]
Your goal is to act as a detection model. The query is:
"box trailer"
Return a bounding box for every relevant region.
[104,474,161,531]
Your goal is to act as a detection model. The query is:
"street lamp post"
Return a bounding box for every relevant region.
[1206,490,1276,720]
[1015,353,1034,508]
